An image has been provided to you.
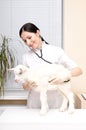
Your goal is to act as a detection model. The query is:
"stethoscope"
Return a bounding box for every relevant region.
[30,48,70,83]
[31,48,52,64]
[29,44,70,84]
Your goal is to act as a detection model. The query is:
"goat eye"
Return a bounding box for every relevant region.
[19,69,23,75]
[19,72,22,75]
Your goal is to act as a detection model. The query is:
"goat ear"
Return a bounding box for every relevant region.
[7,68,15,71]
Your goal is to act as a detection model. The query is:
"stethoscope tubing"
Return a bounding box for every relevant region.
[32,48,52,64]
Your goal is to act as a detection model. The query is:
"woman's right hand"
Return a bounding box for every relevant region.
[22,82,30,90]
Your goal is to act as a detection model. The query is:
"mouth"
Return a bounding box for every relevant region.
[29,42,35,48]
[29,45,36,50]
[29,44,33,48]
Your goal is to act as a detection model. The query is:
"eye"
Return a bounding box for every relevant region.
[19,68,23,75]
[23,36,32,43]
[19,71,22,75]
[23,39,26,43]
[27,36,32,40]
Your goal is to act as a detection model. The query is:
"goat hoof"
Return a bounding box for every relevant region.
[59,107,67,112]
[67,108,75,114]
[40,110,47,115]
[40,108,49,115]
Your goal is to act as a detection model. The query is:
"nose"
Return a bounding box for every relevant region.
[15,79,19,83]
[25,39,31,46]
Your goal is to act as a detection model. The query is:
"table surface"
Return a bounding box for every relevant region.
[0,108,86,130]
[0,108,86,123]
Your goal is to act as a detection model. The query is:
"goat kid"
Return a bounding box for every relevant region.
[9,64,74,115]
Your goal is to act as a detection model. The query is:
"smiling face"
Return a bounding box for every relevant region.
[21,30,42,49]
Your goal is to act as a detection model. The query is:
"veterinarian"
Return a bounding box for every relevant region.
[19,22,82,108]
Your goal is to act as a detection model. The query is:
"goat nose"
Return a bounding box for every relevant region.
[15,79,19,83]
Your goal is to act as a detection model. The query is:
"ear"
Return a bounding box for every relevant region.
[36,30,40,36]
[7,68,15,71]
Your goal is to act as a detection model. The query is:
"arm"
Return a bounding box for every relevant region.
[71,67,83,77]
[22,82,30,90]
[50,66,83,85]
[22,80,38,90]
[58,48,83,77]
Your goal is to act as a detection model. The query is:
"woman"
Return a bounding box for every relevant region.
[19,22,82,108]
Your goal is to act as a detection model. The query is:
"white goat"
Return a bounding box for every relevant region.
[9,64,74,115]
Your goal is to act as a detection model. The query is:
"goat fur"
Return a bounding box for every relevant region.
[9,64,75,115]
